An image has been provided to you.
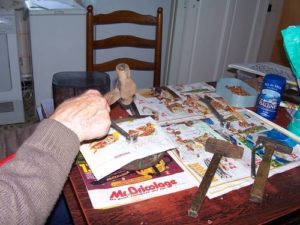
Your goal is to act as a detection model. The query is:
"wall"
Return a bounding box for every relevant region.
[257,0,283,62]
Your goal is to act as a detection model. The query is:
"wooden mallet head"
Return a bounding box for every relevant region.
[205,138,244,159]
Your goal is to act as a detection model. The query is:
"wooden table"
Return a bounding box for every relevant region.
[63,105,300,225]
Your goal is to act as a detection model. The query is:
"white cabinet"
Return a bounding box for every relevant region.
[28,2,86,107]
[167,0,270,85]
[0,9,25,125]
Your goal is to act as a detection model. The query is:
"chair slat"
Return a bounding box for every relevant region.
[94,36,156,49]
[94,58,154,72]
[94,11,157,25]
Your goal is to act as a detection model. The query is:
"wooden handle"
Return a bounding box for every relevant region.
[249,147,274,203]
[188,154,222,218]
[103,63,136,106]
[104,88,120,106]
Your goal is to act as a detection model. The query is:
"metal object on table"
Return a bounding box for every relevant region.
[188,138,243,218]
[128,101,141,116]
[111,120,138,142]
[111,116,165,171]
[251,143,263,178]
[118,100,142,117]
[249,136,292,203]
[122,151,166,171]
[90,151,169,185]
[199,95,229,128]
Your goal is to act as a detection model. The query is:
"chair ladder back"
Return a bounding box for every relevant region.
[86,5,95,72]
[154,7,162,87]
[86,5,162,87]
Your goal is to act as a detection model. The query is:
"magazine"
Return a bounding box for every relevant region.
[133,82,232,125]
[203,109,300,197]
[79,82,300,207]
[76,151,197,209]
[80,116,177,180]
[161,119,251,198]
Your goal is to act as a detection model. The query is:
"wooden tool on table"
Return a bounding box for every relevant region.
[250,136,292,203]
[103,63,138,142]
[104,63,136,106]
[102,63,163,169]
[188,138,243,218]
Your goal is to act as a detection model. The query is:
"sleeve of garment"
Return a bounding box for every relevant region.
[0,123,38,160]
[0,118,80,225]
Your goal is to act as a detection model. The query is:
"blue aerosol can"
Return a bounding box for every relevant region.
[255,74,286,121]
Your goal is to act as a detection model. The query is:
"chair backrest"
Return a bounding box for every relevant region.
[86,5,163,87]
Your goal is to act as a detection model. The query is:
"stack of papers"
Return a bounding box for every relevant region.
[80,117,177,181]
[79,82,300,209]
[228,62,296,86]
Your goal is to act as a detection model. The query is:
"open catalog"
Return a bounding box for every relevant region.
[132,83,300,196]
[76,150,197,209]
[79,82,300,209]
[80,117,177,181]
[162,109,300,198]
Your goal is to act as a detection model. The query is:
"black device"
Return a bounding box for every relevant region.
[282,89,300,105]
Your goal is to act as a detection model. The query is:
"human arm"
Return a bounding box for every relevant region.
[0,90,111,225]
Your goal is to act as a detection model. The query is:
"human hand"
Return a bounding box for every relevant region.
[50,90,111,142]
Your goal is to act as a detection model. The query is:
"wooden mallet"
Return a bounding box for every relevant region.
[188,138,244,218]
[249,136,292,203]
[103,63,138,142]
[104,63,136,106]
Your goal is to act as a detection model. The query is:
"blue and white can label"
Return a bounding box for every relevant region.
[255,74,286,121]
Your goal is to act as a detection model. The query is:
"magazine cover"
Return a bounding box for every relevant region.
[76,151,197,209]
[80,116,177,180]
[161,111,300,198]
[199,109,300,197]
[162,120,251,197]
[133,82,222,125]
[79,82,300,202]
[238,109,300,173]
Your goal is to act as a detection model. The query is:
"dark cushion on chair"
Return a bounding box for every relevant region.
[52,71,110,108]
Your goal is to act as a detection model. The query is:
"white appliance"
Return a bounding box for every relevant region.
[27,0,86,107]
[0,9,25,125]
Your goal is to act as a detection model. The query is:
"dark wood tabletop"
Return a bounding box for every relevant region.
[63,105,300,225]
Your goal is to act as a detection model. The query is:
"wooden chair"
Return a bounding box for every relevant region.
[86,5,163,87]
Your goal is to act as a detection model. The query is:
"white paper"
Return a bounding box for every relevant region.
[80,117,177,180]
